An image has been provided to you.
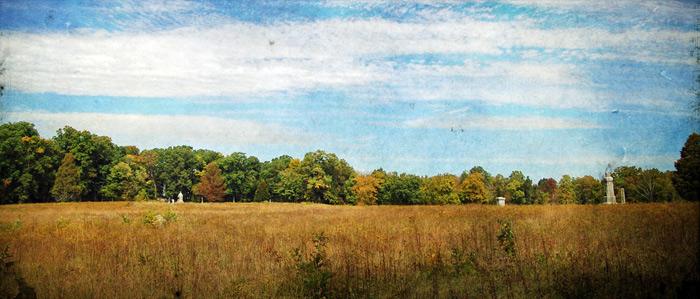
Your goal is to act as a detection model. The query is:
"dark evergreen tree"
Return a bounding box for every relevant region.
[673,133,700,201]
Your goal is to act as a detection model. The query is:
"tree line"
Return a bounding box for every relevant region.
[1,121,698,204]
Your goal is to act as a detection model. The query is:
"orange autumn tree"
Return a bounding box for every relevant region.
[193,162,226,202]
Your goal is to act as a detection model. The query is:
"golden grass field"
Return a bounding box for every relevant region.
[1,202,698,298]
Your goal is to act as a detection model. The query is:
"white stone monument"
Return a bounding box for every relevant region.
[619,188,626,204]
[604,172,616,204]
[176,192,184,203]
[497,196,506,206]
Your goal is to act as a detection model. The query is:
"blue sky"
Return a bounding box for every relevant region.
[1,0,698,180]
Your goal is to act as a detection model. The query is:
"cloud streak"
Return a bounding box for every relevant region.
[4,111,314,149]
[401,115,603,130]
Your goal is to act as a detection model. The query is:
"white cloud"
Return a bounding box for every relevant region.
[4,111,313,149]
[0,15,693,103]
[401,115,602,130]
[503,0,696,20]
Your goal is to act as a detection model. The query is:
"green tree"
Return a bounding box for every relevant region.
[305,166,333,203]
[253,180,271,202]
[556,175,576,204]
[491,174,508,198]
[101,161,153,201]
[418,174,459,204]
[193,162,226,202]
[194,149,224,166]
[51,153,83,202]
[0,122,61,203]
[101,162,135,200]
[151,146,201,201]
[133,149,160,197]
[635,169,677,202]
[458,171,492,204]
[377,173,422,205]
[673,133,700,201]
[522,176,535,204]
[219,152,261,202]
[574,175,602,204]
[53,126,120,200]
[298,150,355,204]
[612,166,643,202]
[260,155,293,200]
[506,171,526,204]
[119,145,140,156]
[275,158,305,202]
[469,166,492,182]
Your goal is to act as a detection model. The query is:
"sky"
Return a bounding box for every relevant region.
[0,0,698,180]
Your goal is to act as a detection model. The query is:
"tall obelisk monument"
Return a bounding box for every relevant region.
[605,172,616,204]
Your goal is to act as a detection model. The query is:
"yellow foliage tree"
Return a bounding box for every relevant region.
[458,172,492,203]
[352,174,383,205]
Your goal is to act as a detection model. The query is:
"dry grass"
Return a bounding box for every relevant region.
[0,202,698,298]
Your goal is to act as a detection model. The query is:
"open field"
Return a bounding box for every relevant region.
[1,202,698,298]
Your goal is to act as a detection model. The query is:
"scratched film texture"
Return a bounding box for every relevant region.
[0,0,698,179]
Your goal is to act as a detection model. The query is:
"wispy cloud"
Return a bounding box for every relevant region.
[399,115,603,130]
[5,111,314,149]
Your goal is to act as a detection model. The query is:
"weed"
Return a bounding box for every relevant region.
[293,232,332,299]
[56,217,70,228]
[450,247,477,275]
[120,214,131,224]
[142,210,165,226]
[0,219,21,232]
[0,245,10,268]
[163,210,178,223]
[497,219,516,257]
[142,210,176,227]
